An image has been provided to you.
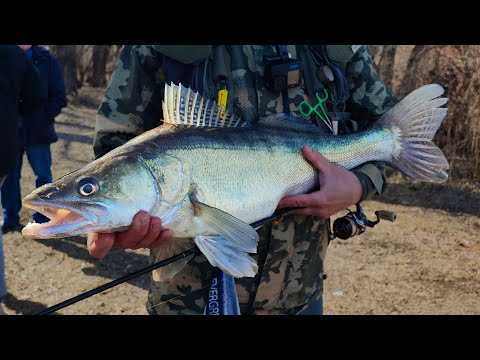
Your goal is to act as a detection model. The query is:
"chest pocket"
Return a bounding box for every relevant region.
[247,216,328,314]
[162,56,206,93]
[299,45,362,135]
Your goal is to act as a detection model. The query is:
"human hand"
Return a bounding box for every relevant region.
[87,211,172,259]
[277,145,363,218]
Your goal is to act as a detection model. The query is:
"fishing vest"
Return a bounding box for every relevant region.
[153,45,364,134]
[150,45,366,313]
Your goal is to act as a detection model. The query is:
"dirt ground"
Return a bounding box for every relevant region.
[2,86,479,315]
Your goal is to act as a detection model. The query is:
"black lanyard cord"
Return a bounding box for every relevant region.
[277,44,291,115]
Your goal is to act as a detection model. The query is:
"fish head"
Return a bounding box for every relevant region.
[21,154,160,239]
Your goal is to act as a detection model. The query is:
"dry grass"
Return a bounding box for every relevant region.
[372,45,480,183]
[324,173,480,314]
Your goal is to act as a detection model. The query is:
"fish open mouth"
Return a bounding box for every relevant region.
[22,200,97,239]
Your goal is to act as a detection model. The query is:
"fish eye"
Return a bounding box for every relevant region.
[76,177,99,196]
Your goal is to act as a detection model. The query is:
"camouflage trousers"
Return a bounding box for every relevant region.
[146,215,329,315]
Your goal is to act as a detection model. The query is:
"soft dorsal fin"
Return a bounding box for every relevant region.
[162,82,249,128]
[258,113,324,132]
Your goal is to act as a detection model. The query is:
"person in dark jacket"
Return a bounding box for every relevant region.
[0,44,44,313]
[1,45,66,233]
[0,45,44,179]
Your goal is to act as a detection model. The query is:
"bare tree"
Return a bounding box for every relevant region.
[90,45,110,87]
[370,45,397,89]
[400,45,480,179]
[105,45,122,84]
[76,45,93,86]
[400,45,438,97]
[49,45,78,96]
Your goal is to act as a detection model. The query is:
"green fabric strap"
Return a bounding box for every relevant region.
[326,45,364,70]
[211,45,231,83]
[152,45,212,64]
[353,162,386,201]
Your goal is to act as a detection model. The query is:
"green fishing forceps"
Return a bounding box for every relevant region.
[299,88,331,127]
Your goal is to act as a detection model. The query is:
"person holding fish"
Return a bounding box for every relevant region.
[24,45,448,315]
[90,45,403,315]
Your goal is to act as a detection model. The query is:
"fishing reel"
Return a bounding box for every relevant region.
[331,204,396,240]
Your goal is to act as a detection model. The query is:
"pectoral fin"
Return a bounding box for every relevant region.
[195,235,258,278]
[191,199,258,253]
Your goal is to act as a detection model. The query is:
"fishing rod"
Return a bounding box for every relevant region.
[35,207,300,315]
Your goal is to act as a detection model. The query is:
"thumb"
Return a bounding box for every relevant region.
[302,145,331,173]
[87,232,115,259]
[277,193,314,209]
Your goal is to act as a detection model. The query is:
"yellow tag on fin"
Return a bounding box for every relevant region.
[217,89,228,118]
[217,89,228,107]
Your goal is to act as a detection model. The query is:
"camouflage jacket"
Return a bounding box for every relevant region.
[94,45,398,315]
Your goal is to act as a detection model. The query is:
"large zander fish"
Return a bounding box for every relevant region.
[22,83,449,281]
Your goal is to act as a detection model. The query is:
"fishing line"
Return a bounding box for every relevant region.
[34,247,200,315]
[146,248,296,312]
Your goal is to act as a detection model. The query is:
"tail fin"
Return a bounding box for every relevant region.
[378,84,449,183]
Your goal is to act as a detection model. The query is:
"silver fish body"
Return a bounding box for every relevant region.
[126,121,397,233]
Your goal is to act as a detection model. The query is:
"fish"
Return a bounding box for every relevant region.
[21,82,449,281]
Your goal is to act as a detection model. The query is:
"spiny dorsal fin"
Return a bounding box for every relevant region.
[162,82,249,128]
